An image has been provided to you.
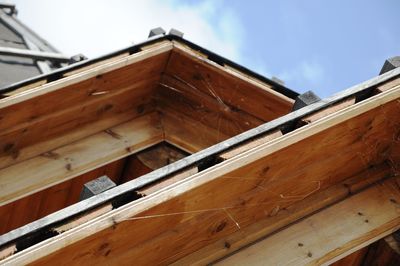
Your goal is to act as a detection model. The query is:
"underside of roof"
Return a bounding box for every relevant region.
[0,8,399,266]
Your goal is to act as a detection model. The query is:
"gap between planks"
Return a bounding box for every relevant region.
[2,80,399,265]
[214,178,400,266]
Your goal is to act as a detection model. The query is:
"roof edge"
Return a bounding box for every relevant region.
[0,34,299,99]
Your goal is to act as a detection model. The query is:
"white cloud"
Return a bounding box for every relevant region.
[279,60,325,85]
[9,0,243,61]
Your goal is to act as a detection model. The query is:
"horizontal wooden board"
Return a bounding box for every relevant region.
[0,112,163,206]
[0,79,158,169]
[157,77,262,138]
[0,159,125,235]
[8,90,399,265]
[300,96,356,124]
[172,163,392,265]
[161,107,230,153]
[216,178,400,266]
[164,45,293,122]
[0,43,171,171]
[2,42,400,266]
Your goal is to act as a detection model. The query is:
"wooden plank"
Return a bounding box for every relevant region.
[216,178,400,266]
[376,77,400,93]
[172,163,392,265]
[0,112,163,206]
[0,79,47,98]
[2,84,400,265]
[136,143,188,170]
[0,110,135,171]
[0,42,171,166]
[330,246,368,266]
[63,52,130,77]
[120,143,188,184]
[158,75,264,135]
[162,107,231,153]
[138,167,198,196]
[0,80,157,169]
[165,44,293,122]
[300,96,356,124]
[0,59,165,164]
[172,42,294,106]
[220,130,282,160]
[0,41,172,109]
[0,52,168,133]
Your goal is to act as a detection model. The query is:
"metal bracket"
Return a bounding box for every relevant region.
[80,176,116,201]
[380,56,400,75]
[292,91,321,111]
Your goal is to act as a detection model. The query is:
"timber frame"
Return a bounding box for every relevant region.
[0,34,400,265]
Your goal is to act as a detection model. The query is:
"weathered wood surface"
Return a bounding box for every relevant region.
[173,163,392,265]
[0,112,163,206]
[330,246,368,266]
[164,43,294,122]
[0,159,125,235]
[0,46,170,169]
[216,178,400,266]
[4,88,398,265]
[161,107,230,153]
[1,40,400,266]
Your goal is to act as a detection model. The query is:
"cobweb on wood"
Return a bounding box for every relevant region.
[119,75,400,263]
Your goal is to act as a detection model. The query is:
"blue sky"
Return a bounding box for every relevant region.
[9,0,400,98]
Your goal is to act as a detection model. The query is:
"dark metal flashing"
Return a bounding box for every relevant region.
[1,65,400,249]
[0,3,16,16]
[0,34,299,99]
[79,176,116,201]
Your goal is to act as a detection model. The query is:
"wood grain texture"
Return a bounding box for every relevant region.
[162,107,230,153]
[330,246,368,266]
[216,178,400,266]
[1,42,400,266]
[300,96,356,124]
[0,159,125,235]
[0,112,163,207]
[173,163,392,265]
[8,92,399,265]
[157,75,264,137]
[0,58,166,168]
[164,44,293,122]
[220,129,282,160]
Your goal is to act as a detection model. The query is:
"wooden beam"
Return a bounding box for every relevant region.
[161,107,230,153]
[0,112,163,206]
[330,246,368,266]
[0,81,157,169]
[220,130,282,160]
[0,41,172,108]
[172,163,392,265]
[300,96,356,125]
[215,178,400,266]
[0,159,126,235]
[0,44,170,167]
[166,43,294,121]
[376,77,400,93]
[157,76,263,137]
[2,85,399,265]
